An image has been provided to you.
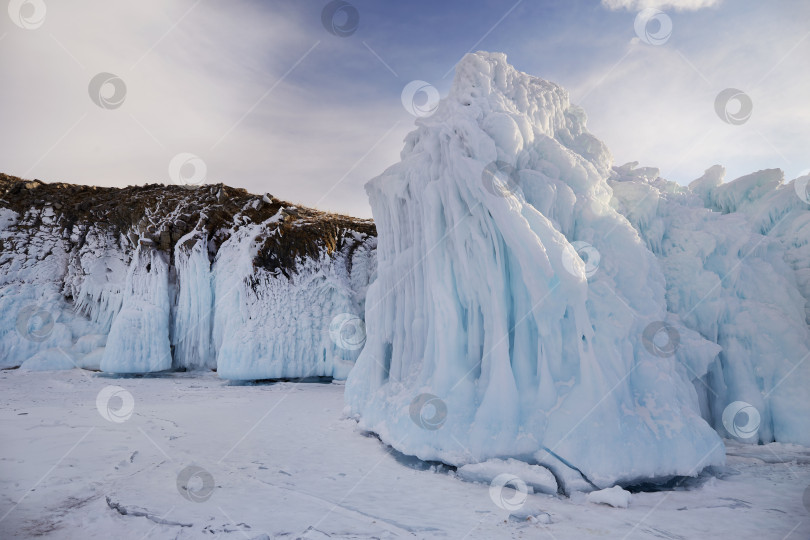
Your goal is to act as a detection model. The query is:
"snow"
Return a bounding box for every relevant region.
[586,485,632,508]
[0,369,807,539]
[346,51,725,488]
[0,207,17,230]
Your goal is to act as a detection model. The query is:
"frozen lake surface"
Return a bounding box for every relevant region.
[1,369,808,539]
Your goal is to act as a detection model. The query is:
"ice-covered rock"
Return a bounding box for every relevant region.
[19,347,76,371]
[345,52,725,488]
[212,218,375,380]
[586,486,632,508]
[0,176,376,377]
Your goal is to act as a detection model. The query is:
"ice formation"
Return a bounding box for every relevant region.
[586,486,632,508]
[456,458,557,495]
[610,164,810,446]
[0,179,376,378]
[2,50,809,492]
[345,51,810,488]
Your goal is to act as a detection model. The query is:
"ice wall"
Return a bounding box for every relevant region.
[0,180,376,378]
[212,218,375,380]
[172,233,215,370]
[345,52,725,488]
[101,243,172,373]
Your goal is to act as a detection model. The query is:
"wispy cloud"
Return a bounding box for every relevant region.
[567,5,810,184]
[0,0,409,218]
[601,0,722,11]
[2,0,808,219]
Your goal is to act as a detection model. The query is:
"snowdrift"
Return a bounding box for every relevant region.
[345,52,810,488]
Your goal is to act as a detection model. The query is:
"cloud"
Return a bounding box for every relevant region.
[0,0,411,218]
[601,0,721,11]
[568,4,810,186]
[3,0,807,221]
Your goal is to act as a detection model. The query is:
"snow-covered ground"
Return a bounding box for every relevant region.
[1,369,807,539]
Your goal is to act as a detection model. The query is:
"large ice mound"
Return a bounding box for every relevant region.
[346,51,735,488]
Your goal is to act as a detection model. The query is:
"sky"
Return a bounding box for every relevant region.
[1,0,808,219]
